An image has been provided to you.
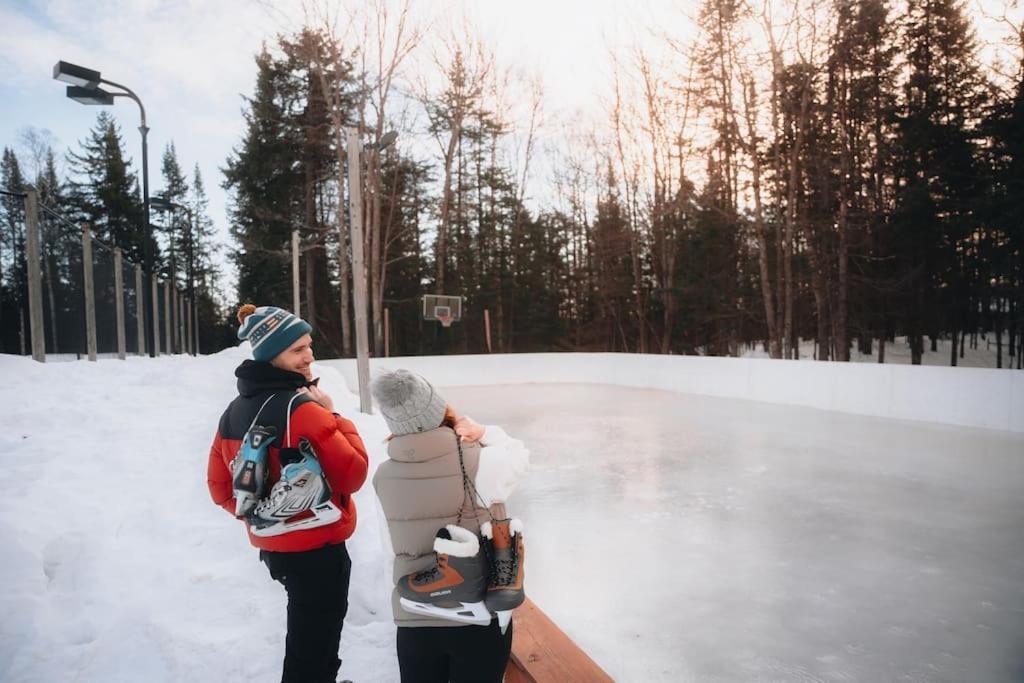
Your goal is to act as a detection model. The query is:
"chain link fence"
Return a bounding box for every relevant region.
[1,189,197,361]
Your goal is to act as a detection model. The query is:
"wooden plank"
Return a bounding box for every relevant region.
[504,598,614,682]
[114,248,126,360]
[135,264,145,355]
[81,225,97,362]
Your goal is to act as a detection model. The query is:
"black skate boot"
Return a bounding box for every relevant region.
[397,525,490,625]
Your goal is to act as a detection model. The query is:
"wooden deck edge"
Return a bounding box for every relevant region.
[504,598,614,682]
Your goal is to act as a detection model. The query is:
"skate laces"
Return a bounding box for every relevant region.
[412,562,441,584]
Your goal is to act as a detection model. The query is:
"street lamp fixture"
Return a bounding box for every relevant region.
[65,85,114,106]
[53,58,156,358]
[53,60,101,88]
[364,130,399,152]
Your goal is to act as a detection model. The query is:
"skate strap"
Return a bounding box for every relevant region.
[454,433,493,529]
[248,391,306,448]
[284,392,302,448]
[246,394,277,434]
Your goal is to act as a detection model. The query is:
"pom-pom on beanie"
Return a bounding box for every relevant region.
[236,304,312,362]
[370,369,447,436]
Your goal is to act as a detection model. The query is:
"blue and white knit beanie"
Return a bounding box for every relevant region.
[236,304,313,362]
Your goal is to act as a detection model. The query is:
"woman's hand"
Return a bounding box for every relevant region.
[453,415,485,443]
[298,384,335,414]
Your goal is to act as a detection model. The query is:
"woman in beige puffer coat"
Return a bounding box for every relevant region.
[371,369,528,683]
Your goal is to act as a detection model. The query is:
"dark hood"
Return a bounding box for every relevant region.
[235,359,311,397]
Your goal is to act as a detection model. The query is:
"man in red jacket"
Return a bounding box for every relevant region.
[207,304,369,683]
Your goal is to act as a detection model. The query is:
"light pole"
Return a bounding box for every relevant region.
[150,195,198,355]
[345,127,398,414]
[53,60,155,358]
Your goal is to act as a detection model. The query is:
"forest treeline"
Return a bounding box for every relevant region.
[1,121,229,354]
[226,0,1023,365]
[4,0,1022,365]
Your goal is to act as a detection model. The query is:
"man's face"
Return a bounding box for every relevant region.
[271,333,315,380]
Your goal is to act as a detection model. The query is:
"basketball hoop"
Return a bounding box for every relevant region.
[423,295,462,328]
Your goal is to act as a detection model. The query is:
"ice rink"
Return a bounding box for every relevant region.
[442,383,1024,682]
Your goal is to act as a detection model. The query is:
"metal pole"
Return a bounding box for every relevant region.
[135,263,145,355]
[114,247,126,360]
[24,190,46,362]
[105,84,155,358]
[187,210,196,355]
[141,123,154,357]
[346,127,372,414]
[292,228,300,317]
[81,225,97,362]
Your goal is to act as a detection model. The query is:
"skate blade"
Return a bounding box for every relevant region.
[250,501,341,537]
[496,609,513,634]
[399,598,492,626]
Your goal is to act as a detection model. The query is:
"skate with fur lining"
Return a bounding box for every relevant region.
[398,524,492,625]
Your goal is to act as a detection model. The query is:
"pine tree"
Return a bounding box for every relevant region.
[1,148,28,353]
[66,112,145,261]
[894,0,987,363]
[157,142,190,284]
[223,46,304,313]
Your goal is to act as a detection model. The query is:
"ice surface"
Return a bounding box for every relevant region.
[444,383,1024,682]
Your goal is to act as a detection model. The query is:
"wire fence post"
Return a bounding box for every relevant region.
[185,294,192,356]
[163,279,171,354]
[24,189,46,362]
[135,264,146,355]
[114,247,127,360]
[151,277,161,355]
[81,224,97,362]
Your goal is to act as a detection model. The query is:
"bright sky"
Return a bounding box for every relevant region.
[1,0,1020,301]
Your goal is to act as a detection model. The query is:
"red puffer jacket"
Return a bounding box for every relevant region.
[207,360,369,552]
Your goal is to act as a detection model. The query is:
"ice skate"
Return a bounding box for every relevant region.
[481,518,525,612]
[398,525,491,626]
[231,424,276,518]
[247,437,341,537]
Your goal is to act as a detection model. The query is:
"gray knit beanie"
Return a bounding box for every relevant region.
[370,369,448,436]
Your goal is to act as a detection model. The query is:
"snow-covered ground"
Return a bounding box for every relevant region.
[741,334,1021,369]
[0,347,400,682]
[3,349,1023,682]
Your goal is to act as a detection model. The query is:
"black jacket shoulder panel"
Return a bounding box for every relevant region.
[220,390,317,442]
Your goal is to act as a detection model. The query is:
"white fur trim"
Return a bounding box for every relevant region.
[474,433,529,506]
[434,525,479,558]
[482,519,524,539]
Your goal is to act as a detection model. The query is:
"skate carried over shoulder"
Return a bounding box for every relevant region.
[397,423,527,632]
[229,392,341,537]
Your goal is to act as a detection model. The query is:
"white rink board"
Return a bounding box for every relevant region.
[321,353,1024,432]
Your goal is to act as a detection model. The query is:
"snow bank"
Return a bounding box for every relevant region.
[0,348,399,682]
[323,353,1024,433]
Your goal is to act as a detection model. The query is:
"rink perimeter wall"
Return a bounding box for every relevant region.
[320,353,1024,433]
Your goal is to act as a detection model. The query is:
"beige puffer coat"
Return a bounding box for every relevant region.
[373,426,492,628]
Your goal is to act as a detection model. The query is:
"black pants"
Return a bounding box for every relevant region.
[397,619,513,683]
[261,543,352,683]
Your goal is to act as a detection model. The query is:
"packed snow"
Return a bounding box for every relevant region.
[3,348,1023,682]
[0,346,400,682]
[740,334,1021,368]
